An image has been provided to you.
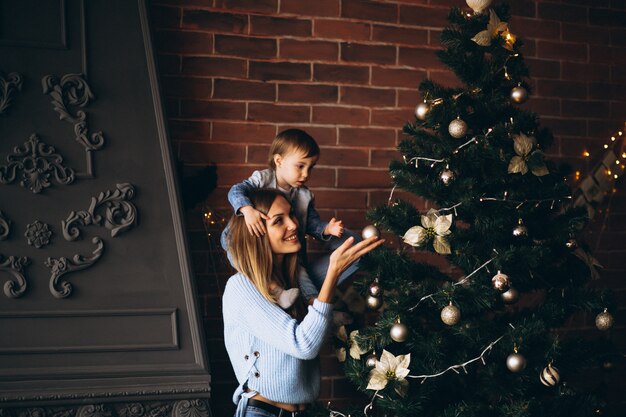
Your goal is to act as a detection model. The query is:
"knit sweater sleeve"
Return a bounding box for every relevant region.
[224,274,333,360]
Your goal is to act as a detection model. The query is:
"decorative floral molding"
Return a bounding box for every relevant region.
[0,72,23,115]
[0,254,30,298]
[25,220,52,248]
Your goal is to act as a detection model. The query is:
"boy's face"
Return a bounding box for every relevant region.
[274,150,318,189]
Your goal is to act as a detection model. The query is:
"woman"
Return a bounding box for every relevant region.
[223,188,384,417]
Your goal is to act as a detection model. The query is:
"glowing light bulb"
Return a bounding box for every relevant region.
[604,144,609,149]
[583,151,590,157]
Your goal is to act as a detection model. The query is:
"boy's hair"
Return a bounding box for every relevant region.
[268,129,320,169]
[226,188,306,320]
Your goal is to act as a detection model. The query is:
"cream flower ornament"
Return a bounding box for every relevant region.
[508,133,549,176]
[403,209,452,255]
[472,9,508,47]
[335,326,367,362]
[366,349,411,396]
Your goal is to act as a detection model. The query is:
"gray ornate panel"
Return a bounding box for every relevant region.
[0,0,67,49]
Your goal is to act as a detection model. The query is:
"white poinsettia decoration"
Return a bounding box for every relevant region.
[335,326,367,362]
[366,349,411,396]
[403,209,452,255]
[472,9,508,46]
[508,133,549,176]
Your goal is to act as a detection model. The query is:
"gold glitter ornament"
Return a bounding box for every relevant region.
[491,270,511,292]
[440,301,461,326]
[511,85,528,104]
[448,117,468,139]
[595,308,614,331]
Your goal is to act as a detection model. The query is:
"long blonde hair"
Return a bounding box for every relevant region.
[226,188,305,319]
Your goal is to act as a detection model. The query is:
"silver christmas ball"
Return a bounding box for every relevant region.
[365,353,378,368]
[440,302,461,326]
[362,224,381,239]
[366,294,383,310]
[448,118,468,139]
[512,219,528,238]
[439,168,456,186]
[510,86,528,104]
[540,363,560,386]
[390,322,408,342]
[506,352,527,372]
[491,271,511,292]
[501,287,520,304]
[595,309,614,331]
[368,281,383,297]
[415,102,430,120]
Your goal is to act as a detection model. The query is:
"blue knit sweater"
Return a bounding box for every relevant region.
[223,272,333,405]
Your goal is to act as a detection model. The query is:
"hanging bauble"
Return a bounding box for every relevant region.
[440,301,461,326]
[448,117,468,139]
[512,218,528,238]
[506,351,527,372]
[565,238,578,250]
[415,101,430,121]
[595,308,614,331]
[368,280,383,297]
[491,270,511,292]
[366,294,383,310]
[466,0,492,13]
[510,85,528,104]
[439,167,456,186]
[501,287,520,304]
[362,224,381,239]
[540,363,560,386]
[365,353,378,368]
[390,321,408,342]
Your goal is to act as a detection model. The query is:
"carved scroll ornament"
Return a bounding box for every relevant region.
[0,210,11,240]
[0,254,30,298]
[0,72,23,115]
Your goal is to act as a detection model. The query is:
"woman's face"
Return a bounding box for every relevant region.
[265,195,301,254]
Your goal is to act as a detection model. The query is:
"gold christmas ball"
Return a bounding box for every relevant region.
[512,219,528,238]
[439,168,456,186]
[415,102,430,120]
[491,271,511,292]
[366,294,383,310]
[448,117,468,139]
[365,353,378,368]
[368,281,383,297]
[595,308,614,331]
[506,352,527,372]
[510,86,528,104]
[501,287,519,304]
[362,224,381,239]
[466,0,492,13]
[441,302,461,326]
[540,363,560,386]
[390,322,408,342]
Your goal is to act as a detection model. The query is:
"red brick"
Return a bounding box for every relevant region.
[338,168,391,188]
[150,5,181,29]
[281,0,340,17]
[312,106,370,125]
[215,35,276,59]
[372,24,428,46]
[372,67,425,88]
[213,79,276,101]
[537,41,588,62]
[162,76,212,99]
[589,82,626,100]
[249,61,311,81]
[338,127,396,147]
[562,23,611,44]
[279,84,338,104]
[508,0,536,18]
[182,57,246,77]
[214,0,277,14]
[562,62,611,82]
[179,142,246,164]
[590,45,626,65]
[280,39,339,60]
[371,108,413,127]
[590,7,626,26]
[157,54,181,74]
[397,89,420,107]
[587,119,622,137]
[181,100,246,119]
[371,149,401,168]
[341,42,396,65]
[314,63,370,84]
[526,58,561,79]
[610,101,626,118]
[541,117,588,136]
[250,16,312,36]
[399,5,448,28]
[278,125,337,146]
[342,0,398,23]
[563,0,609,6]
[182,10,247,33]
[318,147,369,167]
[536,80,587,99]
[341,86,396,107]
[538,3,588,24]
[169,120,211,141]
[314,190,368,209]
[562,100,611,118]
[212,122,276,143]
[314,19,371,41]
[610,28,626,46]
[398,47,445,69]
[508,17,560,40]
[154,30,212,54]
[523,97,561,117]
[247,145,271,164]
[612,66,626,83]
[303,167,336,188]
[248,103,310,123]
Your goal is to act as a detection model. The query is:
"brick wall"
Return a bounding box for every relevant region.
[149,0,626,415]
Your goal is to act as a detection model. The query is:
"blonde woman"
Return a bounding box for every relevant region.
[223,188,384,417]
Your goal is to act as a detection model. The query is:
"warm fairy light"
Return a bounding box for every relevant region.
[604,144,609,149]
[619,131,623,136]
[611,136,616,141]
[583,150,590,157]
[616,160,621,165]
[622,152,626,158]
[614,174,619,179]
[607,169,612,175]
[575,171,581,180]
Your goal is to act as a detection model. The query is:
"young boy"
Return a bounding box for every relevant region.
[221,129,361,302]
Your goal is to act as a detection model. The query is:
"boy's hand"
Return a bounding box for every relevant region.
[324,217,344,237]
[240,206,269,237]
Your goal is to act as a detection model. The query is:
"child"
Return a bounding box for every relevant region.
[221,129,362,302]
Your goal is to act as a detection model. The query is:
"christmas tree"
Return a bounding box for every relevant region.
[327,2,618,416]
